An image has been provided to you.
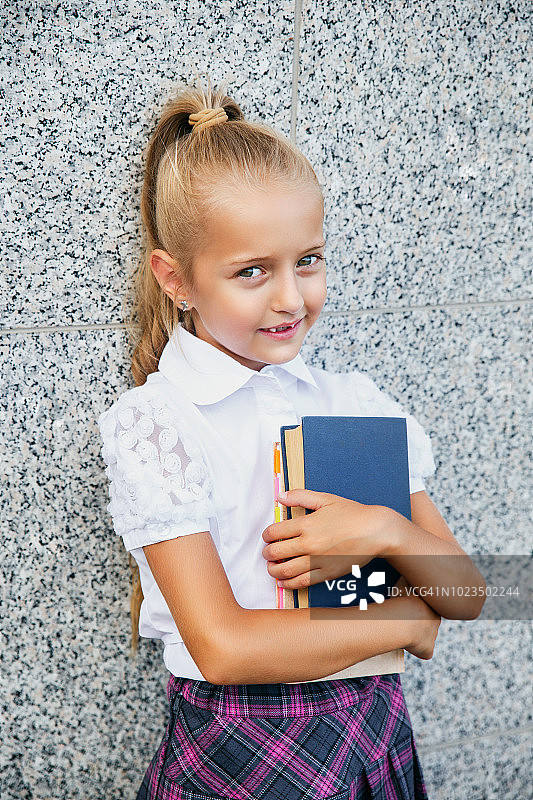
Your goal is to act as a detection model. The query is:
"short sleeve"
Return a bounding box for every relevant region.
[350,371,436,494]
[97,390,215,551]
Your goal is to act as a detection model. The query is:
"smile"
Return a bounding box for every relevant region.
[258,318,304,339]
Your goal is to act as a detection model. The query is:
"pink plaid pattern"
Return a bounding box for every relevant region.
[136,674,428,800]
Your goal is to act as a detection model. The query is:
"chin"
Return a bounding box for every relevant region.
[265,348,301,365]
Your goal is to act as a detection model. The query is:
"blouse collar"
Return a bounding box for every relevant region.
[158,323,319,406]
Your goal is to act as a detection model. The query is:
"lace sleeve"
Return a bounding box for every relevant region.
[351,371,436,494]
[97,391,215,551]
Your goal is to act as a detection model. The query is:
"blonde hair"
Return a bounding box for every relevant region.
[125,76,322,649]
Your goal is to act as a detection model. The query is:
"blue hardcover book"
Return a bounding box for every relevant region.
[279,416,408,611]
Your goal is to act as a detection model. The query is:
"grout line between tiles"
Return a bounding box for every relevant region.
[290,0,303,144]
[0,297,531,337]
[416,722,533,754]
[0,321,128,336]
[326,297,533,316]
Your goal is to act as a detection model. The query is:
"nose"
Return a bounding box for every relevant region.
[271,266,305,315]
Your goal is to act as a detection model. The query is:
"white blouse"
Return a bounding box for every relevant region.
[98,323,436,680]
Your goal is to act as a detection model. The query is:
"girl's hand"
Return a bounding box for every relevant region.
[401,594,442,660]
[261,489,395,589]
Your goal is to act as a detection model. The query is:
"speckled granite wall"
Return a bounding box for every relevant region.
[1,2,531,798]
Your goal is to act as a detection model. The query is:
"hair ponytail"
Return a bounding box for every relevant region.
[125,78,247,389]
[124,76,322,650]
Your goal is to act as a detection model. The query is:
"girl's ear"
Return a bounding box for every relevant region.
[150,249,189,305]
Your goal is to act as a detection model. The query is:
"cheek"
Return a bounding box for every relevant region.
[308,276,327,312]
[211,304,262,336]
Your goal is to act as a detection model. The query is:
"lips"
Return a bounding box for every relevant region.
[259,318,303,333]
[258,318,304,340]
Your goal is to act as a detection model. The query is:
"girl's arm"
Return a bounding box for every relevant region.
[263,489,486,620]
[143,530,440,686]
[383,490,487,619]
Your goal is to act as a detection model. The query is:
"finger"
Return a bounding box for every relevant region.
[276,567,328,590]
[262,533,307,561]
[262,519,302,543]
[276,489,337,511]
[266,555,311,582]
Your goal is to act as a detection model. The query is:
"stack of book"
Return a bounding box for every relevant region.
[273,416,412,680]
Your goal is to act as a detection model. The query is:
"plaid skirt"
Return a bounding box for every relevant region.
[135,673,428,800]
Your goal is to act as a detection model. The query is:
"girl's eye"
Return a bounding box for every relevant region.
[237,266,264,280]
[297,254,324,267]
[236,255,324,280]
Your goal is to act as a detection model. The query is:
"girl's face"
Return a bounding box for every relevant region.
[187,183,327,372]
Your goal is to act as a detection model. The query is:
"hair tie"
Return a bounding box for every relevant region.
[188,107,228,132]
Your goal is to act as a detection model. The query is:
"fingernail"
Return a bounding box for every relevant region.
[277,491,288,500]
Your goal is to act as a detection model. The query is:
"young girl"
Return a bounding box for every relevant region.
[98,80,485,800]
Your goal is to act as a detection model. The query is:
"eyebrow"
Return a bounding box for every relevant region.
[224,242,326,267]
